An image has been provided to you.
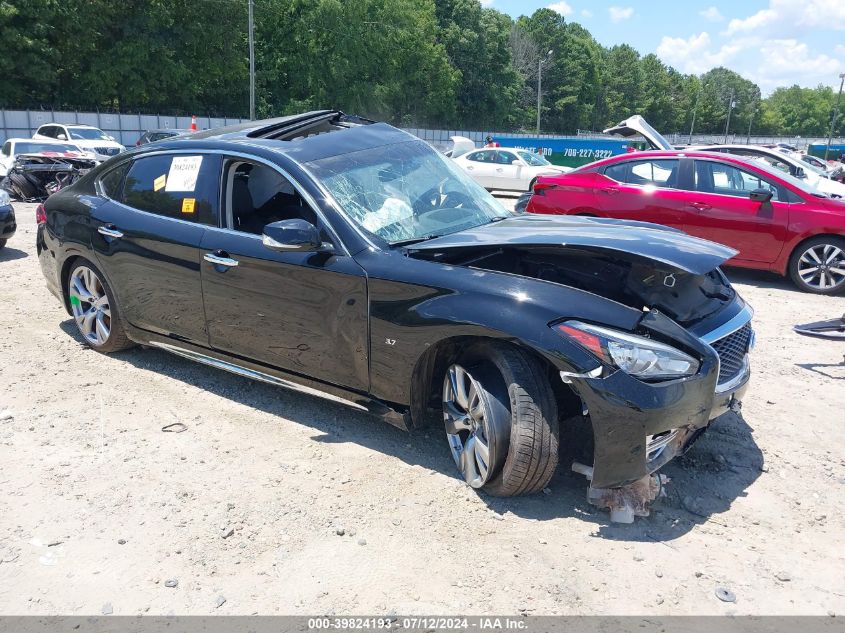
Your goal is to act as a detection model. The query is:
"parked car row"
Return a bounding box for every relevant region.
[34,110,754,511]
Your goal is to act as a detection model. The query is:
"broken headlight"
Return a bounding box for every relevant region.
[554,321,699,381]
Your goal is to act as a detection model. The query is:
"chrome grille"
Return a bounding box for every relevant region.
[711,322,752,385]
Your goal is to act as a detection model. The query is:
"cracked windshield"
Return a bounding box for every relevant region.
[309,140,510,244]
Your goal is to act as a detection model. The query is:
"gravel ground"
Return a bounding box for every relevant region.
[0,200,843,616]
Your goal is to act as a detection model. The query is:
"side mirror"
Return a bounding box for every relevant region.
[57,133,67,141]
[749,187,773,203]
[262,219,322,252]
[795,167,806,179]
[512,159,521,165]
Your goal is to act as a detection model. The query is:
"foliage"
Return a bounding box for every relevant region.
[0,0,842,136]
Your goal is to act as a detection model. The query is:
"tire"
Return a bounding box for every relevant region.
[66,259,135,352]
[442,342,559,496]
[788,236,845,295]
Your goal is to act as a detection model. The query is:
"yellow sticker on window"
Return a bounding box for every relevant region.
[181,198,196,214]
[153,174,166,191]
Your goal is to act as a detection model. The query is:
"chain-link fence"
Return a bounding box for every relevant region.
[2,109,842,152]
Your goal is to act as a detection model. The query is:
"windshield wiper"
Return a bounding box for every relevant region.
[391,235,441,247]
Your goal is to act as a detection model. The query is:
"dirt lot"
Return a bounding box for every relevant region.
[0,200,843,616]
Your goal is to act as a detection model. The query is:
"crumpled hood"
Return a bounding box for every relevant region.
[410,215,737,275]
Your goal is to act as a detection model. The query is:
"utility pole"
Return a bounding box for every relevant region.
[824,72,845,161]
[746,99,757,144]
[688,83,702,145]
[536,50,553,136]
[248,0,256,120]
[724,89,735,143]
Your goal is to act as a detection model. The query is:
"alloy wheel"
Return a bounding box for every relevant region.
[443,364,493,488]
[797,243,845,290]
[69,266,111,346]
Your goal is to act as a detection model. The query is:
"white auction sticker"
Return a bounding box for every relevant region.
[165,156,203,192]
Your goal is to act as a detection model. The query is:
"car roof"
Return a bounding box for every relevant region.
[580,149,794,172]
[8,137,77,143]
[156,112,415,163]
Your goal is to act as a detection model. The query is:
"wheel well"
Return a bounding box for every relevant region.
[409,336,586,432]
[59,255,82,314]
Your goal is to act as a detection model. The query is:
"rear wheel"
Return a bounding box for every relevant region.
[789,237,845,295]
[67,260,134,352]
[442,342,559,496]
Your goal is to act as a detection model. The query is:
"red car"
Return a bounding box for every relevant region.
[528,150,845,294]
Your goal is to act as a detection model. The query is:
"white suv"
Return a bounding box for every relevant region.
[33,124,124,161]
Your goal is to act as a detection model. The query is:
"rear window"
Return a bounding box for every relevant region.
[122,154,220,225]
[100,162,130,199]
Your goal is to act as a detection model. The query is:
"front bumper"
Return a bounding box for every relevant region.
[561,309,752,490]
[0,204,16,240]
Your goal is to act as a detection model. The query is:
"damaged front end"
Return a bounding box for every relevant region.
[410,215,754,519]
[1,153,98,201]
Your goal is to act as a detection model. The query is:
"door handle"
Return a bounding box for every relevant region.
[466,166,474,171]
[204,252,239,268]
[496,168,504,172]
[690,202,712,212]
[599,187,620,195]
[97,225,123,239]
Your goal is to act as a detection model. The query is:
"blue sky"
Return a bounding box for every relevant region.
[481,0,845,95]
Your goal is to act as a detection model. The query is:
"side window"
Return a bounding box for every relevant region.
[100,162,130,200]
[222,160,323,237]
[627,159,679,187]
[496,151,516,165]
[38,126,54,138]
[1,142,9,156]
[122,154,221,225]
[466,150,495,163]
[55,126,68,140]
[694,161,780,201]
[604,163,628,182]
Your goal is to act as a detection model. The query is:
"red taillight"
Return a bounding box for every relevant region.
[532,181,557,195]
[36,204,47,225]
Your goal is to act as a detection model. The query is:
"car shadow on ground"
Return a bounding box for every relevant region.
[59,319,764,540]
[0,246,27,262]
[722,266,803,295]
[796,359,845,380]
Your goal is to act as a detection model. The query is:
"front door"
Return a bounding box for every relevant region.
[199,158,369,391]
[681,159,789,263]
[492,151,522,190]
[90,153,222,343]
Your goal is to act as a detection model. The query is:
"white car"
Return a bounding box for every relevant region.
[452,147,571,191]
[0,138,93,177]
[697,144,845,198]
[33,124,124,161]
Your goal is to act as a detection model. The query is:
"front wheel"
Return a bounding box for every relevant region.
[442,343,559,496]
[788,237,845,294]
[67,260,135,352]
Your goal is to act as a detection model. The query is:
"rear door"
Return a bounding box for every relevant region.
[90,152,221,343]
[199,157,369,391]
[461,150,499,188]
[593,157,688,227]
[681,159,789,263]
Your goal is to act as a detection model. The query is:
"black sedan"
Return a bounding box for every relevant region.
[36,111,753,497]
[0,189,15,248]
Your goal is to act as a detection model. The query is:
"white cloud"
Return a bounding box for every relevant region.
[478,0,494,6]
[699,6,724,22]
[608,6,634,22]
[726,0,845,35]
[547,1,573,16]
[656,32,742,74]
[581,9,593,18]
[755,39,841,89]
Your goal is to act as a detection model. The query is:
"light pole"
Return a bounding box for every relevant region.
[536,49,553,136]
[688,82,703,145]
[723,89,736,143]
[746,98,757,144]
[248,0,256,120]
[824,72,845,161]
